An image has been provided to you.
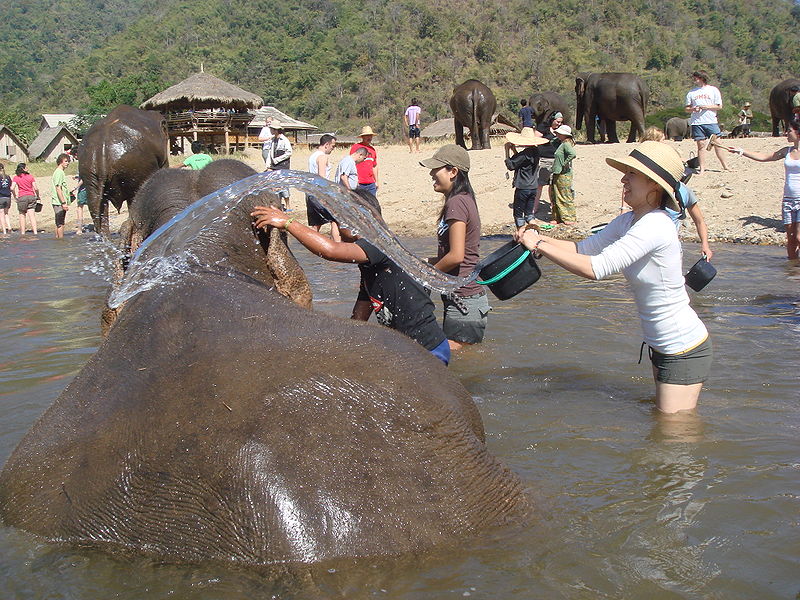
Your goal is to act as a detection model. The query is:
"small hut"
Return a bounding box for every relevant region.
[249,107,318,145]
[39,114,77,132]
[0,125,29,163]
[27,126,79,162]
[140,71,263,154]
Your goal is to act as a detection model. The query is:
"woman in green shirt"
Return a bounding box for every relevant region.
[549,125,577,225]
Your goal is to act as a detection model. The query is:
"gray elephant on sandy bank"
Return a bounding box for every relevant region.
[78,105,169,236]
[665,117,691,141]
[575,73,648,143]
[0,162,529,567]
[450,79,497,150]
[769,78,800,136]
[528,91,572,126]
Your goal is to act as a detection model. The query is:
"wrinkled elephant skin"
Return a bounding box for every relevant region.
[0,163,529,567]
[78,105,168,235]
[575,73,648,144]
[450,79,497,150]
[769,78,800,136]
[528,91,572,127]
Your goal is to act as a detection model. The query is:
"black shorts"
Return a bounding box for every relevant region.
[650,337,712,385]
[53,204,67,227]
[306,195,336,227]
[409,125,421,139]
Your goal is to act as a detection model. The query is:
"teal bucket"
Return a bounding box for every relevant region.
[477,242,541,300]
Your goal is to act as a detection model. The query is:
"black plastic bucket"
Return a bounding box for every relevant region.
[477,241,541,300]
[685,257,717,291]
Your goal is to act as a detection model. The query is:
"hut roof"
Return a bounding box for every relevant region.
[0,125,29,153]
[27,126,78,159]
[40,114,77,131]
[249,107,317,131]
[140,72,263,111]
[420,118,456,139]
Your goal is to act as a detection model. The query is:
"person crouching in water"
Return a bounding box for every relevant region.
[251,191,451,365]
[517,141,712,414]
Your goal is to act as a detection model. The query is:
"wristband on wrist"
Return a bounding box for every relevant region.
[532,238,544,259]
[283,217,296,230]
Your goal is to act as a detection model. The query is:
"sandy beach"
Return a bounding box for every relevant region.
[12,136,791,247]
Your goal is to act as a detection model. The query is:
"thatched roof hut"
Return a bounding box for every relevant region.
[421,118,517,140]
[140,72,263,111]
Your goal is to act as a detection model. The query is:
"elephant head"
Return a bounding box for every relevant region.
[101,159,312,335]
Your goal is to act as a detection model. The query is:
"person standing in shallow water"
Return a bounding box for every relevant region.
[726,116,800,259]
[517,141,712,414]
[0,164,12,234]
[11,163,39,235]
[50,153,71,239]
[420,144,488,352]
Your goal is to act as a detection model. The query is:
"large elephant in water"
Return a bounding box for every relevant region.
[78,105,169,235]
[450,79,497,150]
[0,163,528,567]
[769,78,800,136]
[575,73,648,143]
[528,91,572,126]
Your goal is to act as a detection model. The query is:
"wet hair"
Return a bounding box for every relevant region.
[190,141,204,154]
[15,163,26,175]
[318,133,336,147]
[520,98,528,106]
[641,126,666,142]
[692,70,709,84]
[437,169,476,223]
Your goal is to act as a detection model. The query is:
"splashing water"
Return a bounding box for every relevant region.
[108,171,478,308]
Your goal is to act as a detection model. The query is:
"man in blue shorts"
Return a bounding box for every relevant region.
[685,70,729,175]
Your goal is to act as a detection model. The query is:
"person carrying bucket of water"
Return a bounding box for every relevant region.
[250,191,451,365]
[517,141,712,414]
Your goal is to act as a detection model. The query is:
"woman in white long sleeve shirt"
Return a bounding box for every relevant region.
[517,141,711,414]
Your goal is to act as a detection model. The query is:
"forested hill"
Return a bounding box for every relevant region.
[2,0,799,142]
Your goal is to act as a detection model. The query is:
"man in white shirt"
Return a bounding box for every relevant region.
[685,70,729,175]
[404,99,422,153]
[335,147,368,191]
[259,119,293,210]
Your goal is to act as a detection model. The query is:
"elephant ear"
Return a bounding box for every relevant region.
[260,227,313,309]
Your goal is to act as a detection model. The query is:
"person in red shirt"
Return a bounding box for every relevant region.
[350,126,379,196]
[11,163,40,235]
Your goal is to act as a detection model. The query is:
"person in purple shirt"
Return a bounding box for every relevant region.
[404,99,422,153]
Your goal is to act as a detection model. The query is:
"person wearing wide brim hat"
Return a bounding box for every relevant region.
[519,141,712,414]
[350,126,380,195]
[504,128,549,236]
[738,102,753,137]
[549,125,578,225]
[418,143,489,351]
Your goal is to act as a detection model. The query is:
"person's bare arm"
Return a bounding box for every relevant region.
[686,203,712,260]
[520,229,596,279]
[251,206,367,263]
[730,146,786,162]
[351,298,372,321]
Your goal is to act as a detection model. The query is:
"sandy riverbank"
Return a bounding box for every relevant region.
[12,136,791,247]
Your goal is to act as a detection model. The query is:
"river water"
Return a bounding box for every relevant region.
[1,234,798,599]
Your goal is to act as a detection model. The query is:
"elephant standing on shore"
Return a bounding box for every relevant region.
[450,79,497,150]
[528,91,572,126]
[665,117,691,141]
[78,105,169,235]
[575,73,648,143]
[0,165,529,567]
[769,78,800,136]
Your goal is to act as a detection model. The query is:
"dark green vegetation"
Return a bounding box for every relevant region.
[1,0,798,141]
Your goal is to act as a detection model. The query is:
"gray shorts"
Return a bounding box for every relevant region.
[0,196,10,210]
[782,198,800,224]
[17,195,37,212]
[650,337,712,385]
[536,158,554,187]
[53,204,67,227]
[441,293,490,344]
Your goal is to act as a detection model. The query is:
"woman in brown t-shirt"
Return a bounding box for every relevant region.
[420,144,489,351]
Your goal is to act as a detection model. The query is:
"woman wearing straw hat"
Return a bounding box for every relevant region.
[549,124,577,225]
[504,127,549,238]
[420,144,488,351]
[518,141,712,413]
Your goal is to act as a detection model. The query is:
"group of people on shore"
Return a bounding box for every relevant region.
[0,156,88,237]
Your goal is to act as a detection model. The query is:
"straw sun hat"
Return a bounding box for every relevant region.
[359,125,376,137]
[605,141,685,211]
[505,127,549,146]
